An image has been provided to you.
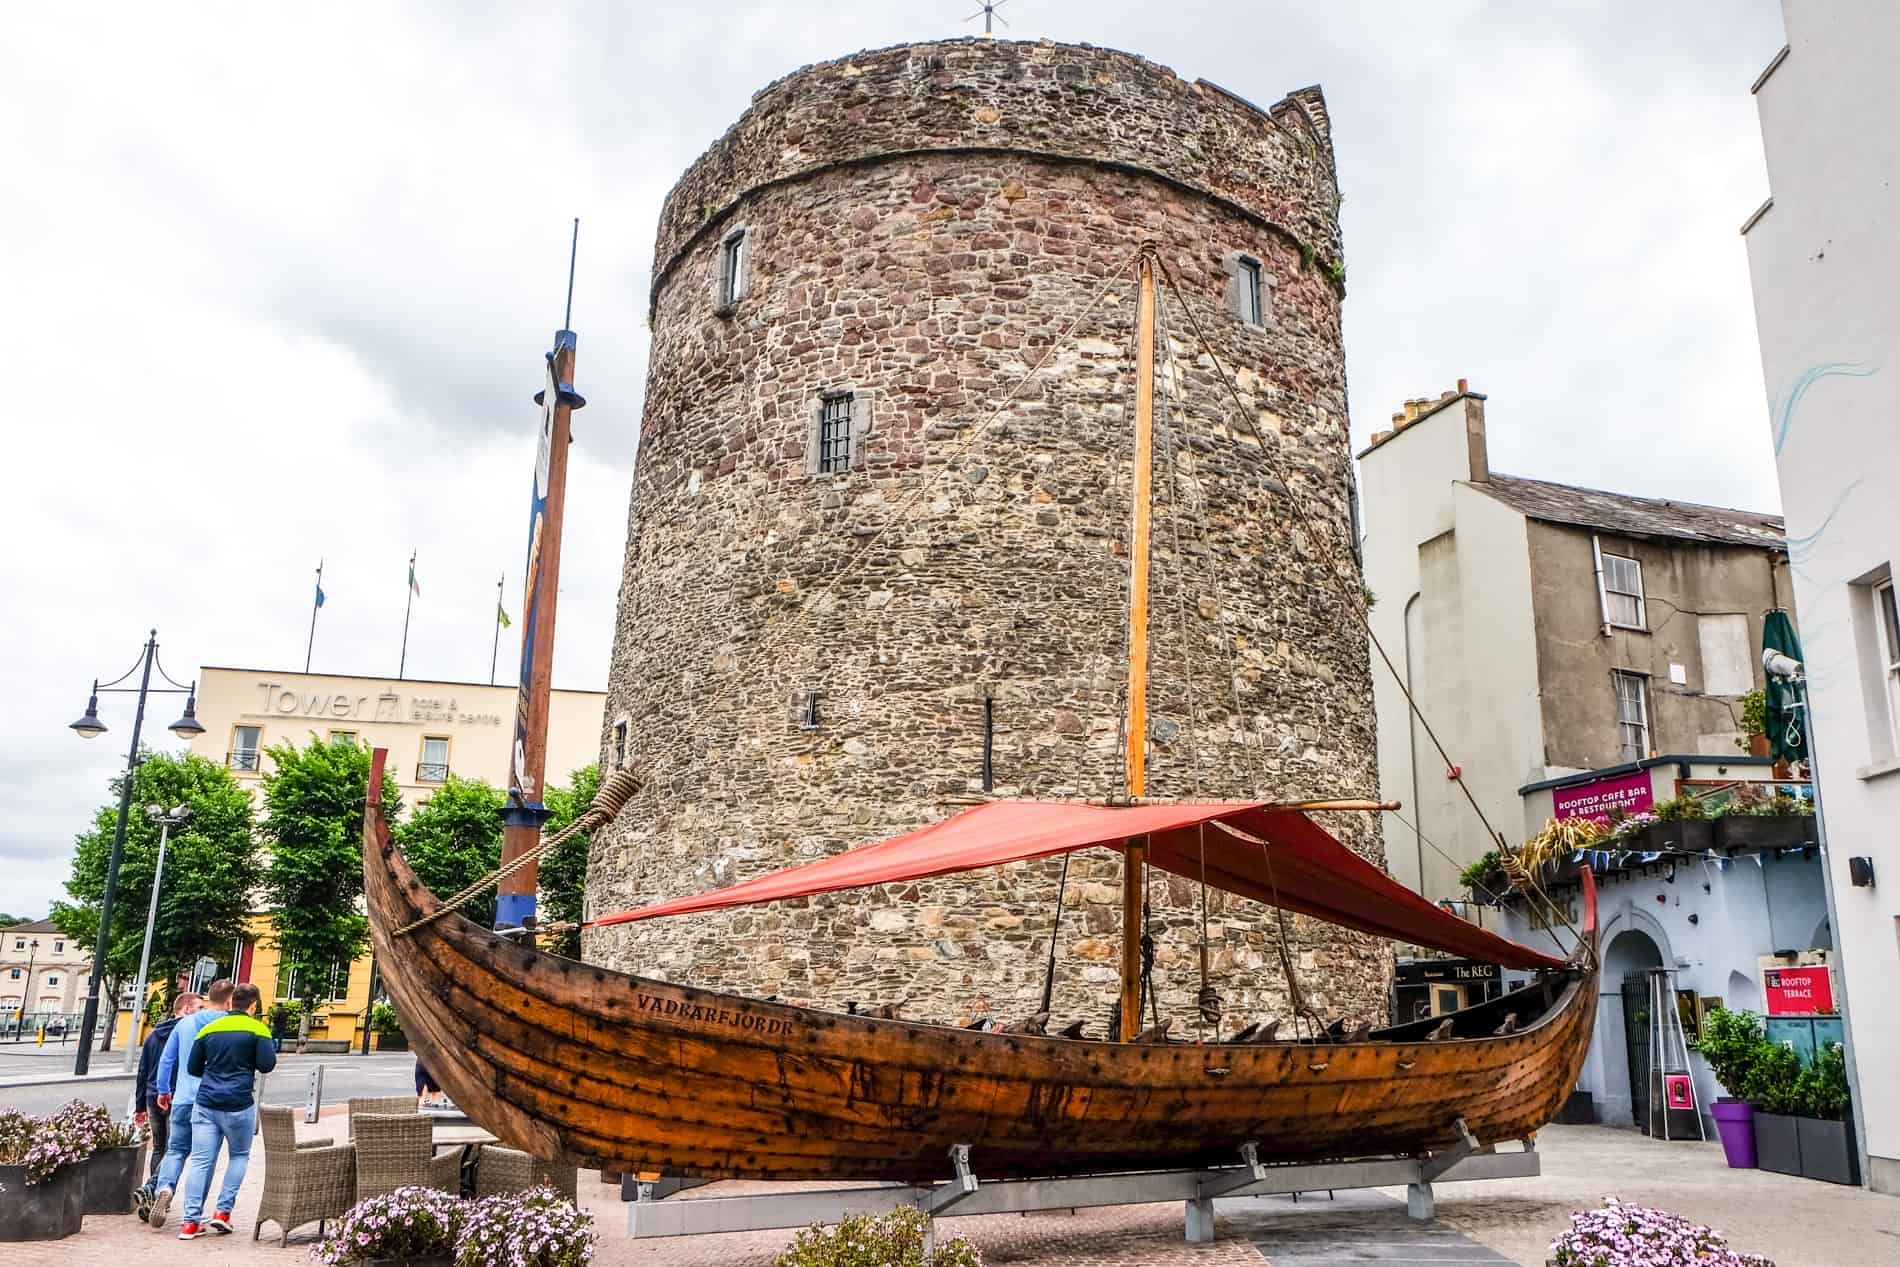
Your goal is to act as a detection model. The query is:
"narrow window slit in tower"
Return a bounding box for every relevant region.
[982,695,995,791]
[797,689,823,731]
[1238,257,1264,325]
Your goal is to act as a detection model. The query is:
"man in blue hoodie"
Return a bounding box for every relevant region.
[133,991,201,1217]
[148,977,231,1233]
[178,981,276,1238]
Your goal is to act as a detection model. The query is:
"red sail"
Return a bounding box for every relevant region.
[591,800,1565,971]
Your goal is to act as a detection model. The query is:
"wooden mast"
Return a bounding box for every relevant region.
[1120,249,1156,1041]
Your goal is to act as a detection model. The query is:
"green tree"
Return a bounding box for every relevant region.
[260,736,400,1012]
[394,775,505,926]
[52,750,260,1049]
[540,764,599,959]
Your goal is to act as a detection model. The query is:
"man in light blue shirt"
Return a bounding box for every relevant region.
[147,977,231,1233]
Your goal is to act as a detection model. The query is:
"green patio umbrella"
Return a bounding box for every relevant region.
[1762,608,1807,765]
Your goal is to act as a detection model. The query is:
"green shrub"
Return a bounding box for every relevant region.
[1459,850,1503,895]
[773,1207,982,1267]
[1741,1041,1804,1116]
[1795,1042,1851,1120]
[370,1001,404,1035]
[1738,689,1767,738]
[1691,1007,1765,1098]
[1653,796,1707,822]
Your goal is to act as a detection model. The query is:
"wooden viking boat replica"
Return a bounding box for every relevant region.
[365,249,1599,1186]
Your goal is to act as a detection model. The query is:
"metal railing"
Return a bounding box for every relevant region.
[0,1010,86,1044]
[228,748,262,772]
[416,761,450,783]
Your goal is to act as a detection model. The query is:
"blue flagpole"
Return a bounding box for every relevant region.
[305,559,324,673]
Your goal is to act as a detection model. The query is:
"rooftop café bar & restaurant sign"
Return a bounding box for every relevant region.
[1551,769,1655,822]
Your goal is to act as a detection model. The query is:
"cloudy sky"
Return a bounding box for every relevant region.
[0,1,1786,919]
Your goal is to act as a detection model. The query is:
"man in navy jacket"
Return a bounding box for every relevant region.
[176,982,276,1239]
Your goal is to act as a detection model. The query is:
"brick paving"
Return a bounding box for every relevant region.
[8,1123,1897,1266]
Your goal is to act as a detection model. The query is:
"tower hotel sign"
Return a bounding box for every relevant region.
[248,680,505,728]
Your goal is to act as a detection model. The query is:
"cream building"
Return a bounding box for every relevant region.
[189,666,608,807]
[1,919,92,1018]
[168,666,607,1048]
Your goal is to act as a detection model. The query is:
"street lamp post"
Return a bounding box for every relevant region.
[24,938,39,1037]
[67,630,205,1076]
[121,804,190,1073]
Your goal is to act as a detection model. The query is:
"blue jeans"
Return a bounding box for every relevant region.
[155,1101,195,1191]
[182,1104,255,1222]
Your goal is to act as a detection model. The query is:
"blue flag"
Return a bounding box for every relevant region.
[315,581,326,608]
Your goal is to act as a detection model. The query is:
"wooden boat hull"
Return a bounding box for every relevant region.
[366,799,1597,1183]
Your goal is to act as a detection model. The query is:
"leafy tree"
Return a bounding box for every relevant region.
[260,737,400,1013]
[0,914,26,927]
[52,750,260,1050]
[394,775,505,926]
[540,764,599,959]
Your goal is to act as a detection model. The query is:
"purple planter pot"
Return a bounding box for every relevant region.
[1712,1099,1758,1169]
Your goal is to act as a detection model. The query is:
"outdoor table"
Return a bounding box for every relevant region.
[432,1122,500,1196]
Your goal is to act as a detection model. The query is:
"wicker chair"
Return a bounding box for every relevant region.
[346,1095,418,1140]
[474,1145,579,1200]
[253,1105,357,1245]
[352,1112,462,1200]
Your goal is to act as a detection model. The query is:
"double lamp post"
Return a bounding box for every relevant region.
[66,630,204,1076]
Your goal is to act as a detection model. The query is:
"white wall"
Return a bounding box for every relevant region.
[1359,403,1543,901]
[1745,0,1900,1193]
[1498,853,1832,1132]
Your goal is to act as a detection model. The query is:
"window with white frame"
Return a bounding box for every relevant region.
[1614,670,1651,763]
[718,228,748,309]
[1877,579,1900,751]
[418,735,450,783]
[230,724,262,772]
[1602,552,1646,628]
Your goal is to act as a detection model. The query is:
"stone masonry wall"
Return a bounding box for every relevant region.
[587,38,1390,1036]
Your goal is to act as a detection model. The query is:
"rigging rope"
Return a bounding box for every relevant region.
[392,768,644,937]
[1150,256,1580,943]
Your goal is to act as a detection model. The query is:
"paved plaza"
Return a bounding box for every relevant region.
[4,1120,1895,1266]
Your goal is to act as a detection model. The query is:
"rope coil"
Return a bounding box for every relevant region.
[391,767,644,937]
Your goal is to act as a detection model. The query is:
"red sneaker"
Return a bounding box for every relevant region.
[177,1221,203,1240]
[208,1212,234,1235]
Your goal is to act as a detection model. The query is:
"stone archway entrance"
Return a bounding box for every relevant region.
[1601,927,1664,1128]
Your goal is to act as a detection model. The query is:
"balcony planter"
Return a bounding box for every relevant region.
[0,1162,85,1241]
[1710,1099,1756,1168]
[1715,814,1815,851]
[80,1143,142,1214]
[1751,1111,1801,1176]
[1797,1113,1860,1186]
[1651,819,1713,853]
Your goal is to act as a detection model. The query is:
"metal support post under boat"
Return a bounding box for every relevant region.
[1120,247,1157,1043]
[1410,1117,1477,1221]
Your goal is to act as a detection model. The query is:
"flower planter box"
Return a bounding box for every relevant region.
[1715,814,1815,850]
[1751,1111,1802,1176]
[366,1256,452,1266]
[372,1031,409,1052]
[0,1162,85,1241]
[80,1144,143,1214]
[1711,1099,1757,1168]
[1650,818,1713,852]
[1797,1114,1860,1186]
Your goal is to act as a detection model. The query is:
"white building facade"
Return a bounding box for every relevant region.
[1743,0,1900,1195]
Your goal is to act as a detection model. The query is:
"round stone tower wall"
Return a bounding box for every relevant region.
[588,38,1390,1032]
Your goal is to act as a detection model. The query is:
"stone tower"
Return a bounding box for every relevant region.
[588,39,1389,1030]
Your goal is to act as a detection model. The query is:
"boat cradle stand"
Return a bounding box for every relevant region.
[627,1124,1539,1247]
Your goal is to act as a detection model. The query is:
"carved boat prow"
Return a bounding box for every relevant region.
[365,749,1599,1183]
